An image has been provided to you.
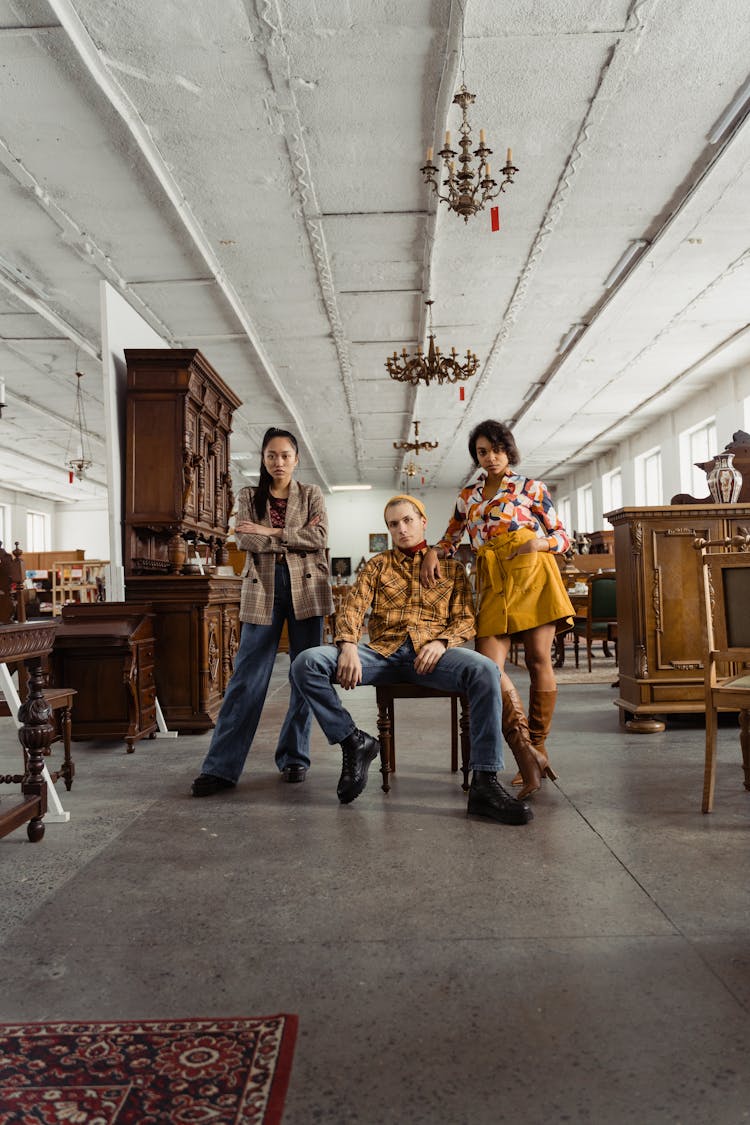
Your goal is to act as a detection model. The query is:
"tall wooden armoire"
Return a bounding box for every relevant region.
[123,348,243,731]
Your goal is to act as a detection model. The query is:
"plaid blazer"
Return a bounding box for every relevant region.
[235,481,334,625]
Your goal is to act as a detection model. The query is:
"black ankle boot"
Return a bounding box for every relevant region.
[467,770,533,825]
[337,729,380,804]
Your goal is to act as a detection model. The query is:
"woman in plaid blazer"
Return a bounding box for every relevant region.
[192,427,333,796]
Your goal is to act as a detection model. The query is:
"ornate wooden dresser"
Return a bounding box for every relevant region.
[51,604,157,751]
[608,503,750,731]
[123,348,243,731]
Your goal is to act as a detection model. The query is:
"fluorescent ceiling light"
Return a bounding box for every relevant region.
[557,324,586,355]
[604,239,649,289]
[707,76,750,144]
[330,484,373,491]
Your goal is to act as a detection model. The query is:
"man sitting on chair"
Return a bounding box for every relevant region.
[291,495,532,826]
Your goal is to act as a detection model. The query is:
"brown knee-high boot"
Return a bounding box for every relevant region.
[510,686,559,786]
[528,687,559,781]
[501,681,543,800]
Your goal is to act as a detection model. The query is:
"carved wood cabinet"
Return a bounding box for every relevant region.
[125,574,242,731]
[51,604,157,751]
[608,504,750,731]
[123,348,243,731]
[124,348,242,574]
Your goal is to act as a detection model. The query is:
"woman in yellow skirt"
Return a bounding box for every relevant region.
[421,419,574,799]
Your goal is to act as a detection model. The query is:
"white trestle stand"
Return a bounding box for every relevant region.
[0,662,70,824]
[154,697,178,739]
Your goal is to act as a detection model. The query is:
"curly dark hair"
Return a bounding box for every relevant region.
[467,420,520,467]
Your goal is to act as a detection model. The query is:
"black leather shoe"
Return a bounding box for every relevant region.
[282,764,308,783]
[467,771,533,825]
[191,773,236,797]
[337,729,380,804]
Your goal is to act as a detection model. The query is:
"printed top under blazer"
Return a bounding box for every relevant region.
[235,480,334,625]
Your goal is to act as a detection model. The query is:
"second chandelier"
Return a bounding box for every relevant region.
[385,301,479,387]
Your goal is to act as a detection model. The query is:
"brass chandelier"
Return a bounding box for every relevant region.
[65,370,93,482]
[420,85,518,222]
[385,301,479,387]
[393,420,439,456]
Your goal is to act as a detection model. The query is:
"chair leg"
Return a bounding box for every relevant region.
[587,634,592,673]
[60,704,74,791]
[450,695,458,773]
[458,695,470,791]
[376,696,393,794]
[574,633,579,668]
[740,709,750,793]
[703,700,718,813]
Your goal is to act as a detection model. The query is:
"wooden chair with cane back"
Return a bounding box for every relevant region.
[695,537,750,813]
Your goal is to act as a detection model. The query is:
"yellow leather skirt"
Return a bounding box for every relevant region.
[475,528,574,638]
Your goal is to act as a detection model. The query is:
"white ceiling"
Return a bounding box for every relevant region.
[1,0,749,505]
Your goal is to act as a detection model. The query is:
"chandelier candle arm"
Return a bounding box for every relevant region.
[384,301,480,387]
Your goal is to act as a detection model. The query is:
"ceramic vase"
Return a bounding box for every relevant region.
[707,452,742,504]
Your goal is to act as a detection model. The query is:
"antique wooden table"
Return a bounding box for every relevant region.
[0,620,59,843]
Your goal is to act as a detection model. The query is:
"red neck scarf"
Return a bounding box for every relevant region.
[399,539,428,558]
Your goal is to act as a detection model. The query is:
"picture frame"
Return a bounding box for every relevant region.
[369,533,388,553]
[331,556,352,579]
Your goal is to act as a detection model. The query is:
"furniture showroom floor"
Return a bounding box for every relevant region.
[2,658,749,1125]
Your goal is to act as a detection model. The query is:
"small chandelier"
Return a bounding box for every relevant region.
[393,420,439,456]
[65,370,93,482]
[385,301,479,386]
[420,85,518,222]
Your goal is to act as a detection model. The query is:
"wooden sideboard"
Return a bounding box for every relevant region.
[607,504,750,731]
[51,604,157,752]
[125,574,242,732]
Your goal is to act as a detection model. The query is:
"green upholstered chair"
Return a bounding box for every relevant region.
[572,575,617,672]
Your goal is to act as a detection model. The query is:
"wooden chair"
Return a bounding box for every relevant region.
[375,683,470,793]
[572,575,617,671]
[697,548,750,813]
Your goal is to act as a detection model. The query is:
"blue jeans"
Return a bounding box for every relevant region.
[291,639,505,772]
[199,563,323,782]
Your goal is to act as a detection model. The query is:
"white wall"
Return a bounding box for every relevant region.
[0,486,55,551]
[552,363,750,531]
[325,487,466,572]
[54,501,110,558]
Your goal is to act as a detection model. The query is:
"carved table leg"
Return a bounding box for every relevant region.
[18,657,54,843]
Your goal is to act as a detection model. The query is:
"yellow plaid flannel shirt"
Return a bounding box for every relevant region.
[334,548,476,656]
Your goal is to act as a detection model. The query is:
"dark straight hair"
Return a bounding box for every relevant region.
[254,427,299,518]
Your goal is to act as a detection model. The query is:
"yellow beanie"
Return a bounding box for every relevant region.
[384,494,427,521]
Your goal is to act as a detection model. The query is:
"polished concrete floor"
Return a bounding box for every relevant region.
[2,658,750,1125]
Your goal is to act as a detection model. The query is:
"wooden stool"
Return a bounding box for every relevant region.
[375,683,471,793]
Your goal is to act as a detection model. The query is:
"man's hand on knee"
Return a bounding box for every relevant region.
[413,639,448,675]
[336,642,362,690]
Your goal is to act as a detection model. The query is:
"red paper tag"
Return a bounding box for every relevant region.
[459,386,465,401]
[490,206,500,232]
[68,470,74,484]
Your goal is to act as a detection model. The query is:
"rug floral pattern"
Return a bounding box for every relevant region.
[0,1015,297,1125]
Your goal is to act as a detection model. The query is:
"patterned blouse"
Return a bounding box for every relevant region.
[436,470,570,556]
[268,496,288,529]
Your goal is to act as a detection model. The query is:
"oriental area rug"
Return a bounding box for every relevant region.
[0,1014,298,1125]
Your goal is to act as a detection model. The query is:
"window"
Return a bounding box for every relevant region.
[576,484,594,533]
[635,447,663,505]
[679,417,716,496]
[26,510,50,552]
[0,504,9,548]
[601,469,622,527]
[557,495,572,535]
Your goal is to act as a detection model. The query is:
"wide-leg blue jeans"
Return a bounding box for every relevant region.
[291,638,505,772]
[199,562,323,782]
